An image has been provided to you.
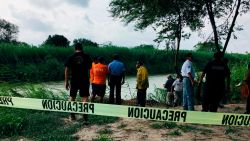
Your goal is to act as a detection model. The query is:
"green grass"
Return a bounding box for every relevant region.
[117,123,127,129]
[0,107,118,141]
[97,129,113,135]
[92,136,114,141]
[224,126,239,135]
[178,125,213,134]
[150,122,178,129]
[168,129,182,136]
[0,84,118,140]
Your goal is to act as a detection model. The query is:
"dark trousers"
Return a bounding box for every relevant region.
[202,86,223,112]
[137,89,147,107]
[246,95,250,113]
[109,75,122,105]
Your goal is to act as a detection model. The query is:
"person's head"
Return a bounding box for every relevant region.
[176,74,183,80]
[186,53,193,61]
[113,54,119,60]
[93,56,99,64]
[98,56,105,64]
[167,75,172,79]
[136,60,143,68]
[74,43,83,51]
[214,51,223,60]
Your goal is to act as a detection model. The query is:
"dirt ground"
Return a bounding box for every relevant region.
[74,104,250,141]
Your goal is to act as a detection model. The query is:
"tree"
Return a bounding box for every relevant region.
[194,41,222,52]
[109,0,205,71]
[203,0,250,54]
[73,38,98,47]
[0,19,19,42]
[43,34,70,47]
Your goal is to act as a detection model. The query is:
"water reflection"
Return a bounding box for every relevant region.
[45,75,167,100]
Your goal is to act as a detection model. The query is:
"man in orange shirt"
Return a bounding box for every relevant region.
[90,56,98,102]
[90,56,109,103]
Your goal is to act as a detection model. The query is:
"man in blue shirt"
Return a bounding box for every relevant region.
[108,54,125,104]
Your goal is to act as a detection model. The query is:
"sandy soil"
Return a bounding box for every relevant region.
[74,104,250,141]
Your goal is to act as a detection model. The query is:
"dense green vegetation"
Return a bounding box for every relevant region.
[0,84,118,140]
[1,42,247,81]
[0,42,250,101]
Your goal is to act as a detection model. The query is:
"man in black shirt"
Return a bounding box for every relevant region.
[164,75,175,92]
[199,52,230,112]
[65,43,91,120]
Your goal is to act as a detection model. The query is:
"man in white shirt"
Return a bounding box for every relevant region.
[181,53,195,110]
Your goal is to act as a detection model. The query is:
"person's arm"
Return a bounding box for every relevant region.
[65,67,70,90]
[121,63,126,85]
[188,72,195,86]
[108,64,111,85]
[90,67,94,84]
[171,80,176,93]
[136,68,142,89]
[121,72,125,85]
[199,72,205,85]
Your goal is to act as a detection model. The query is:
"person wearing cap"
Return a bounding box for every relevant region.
[199,52,230,112]
[108,54,126,105]
[181,53,195,111]
[243,63,250,114]
[90,56,109,103]
[136,61,149,107]
[64,43,92,121]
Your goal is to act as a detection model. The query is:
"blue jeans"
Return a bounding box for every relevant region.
[183,78,194,110]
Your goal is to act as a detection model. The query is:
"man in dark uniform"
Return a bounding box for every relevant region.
[243,63,250,114]
[199,52,230,112]
[65,43,92,120]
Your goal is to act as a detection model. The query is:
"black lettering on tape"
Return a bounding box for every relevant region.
[222,115,250,126]
[144,109,149,119]
[128,107,187,122]
[162,110,168,120]
[134,108,140,118]
[56,101,61,110]
[42,100,48,109]
[181,112,187,122]
[89,104,94,113]
[78,103,83,112]
[72,102,77,112]
[150,109,156,119]
[174,111,180,122]
[0,97,14,106]
[168,111,174,121]
[156,110,162,120]
[83,103,88,113]
[128,107,134,117]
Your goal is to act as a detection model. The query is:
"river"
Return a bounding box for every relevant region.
[45,75,167,100]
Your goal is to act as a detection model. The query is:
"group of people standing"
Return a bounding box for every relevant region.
[178,52,231,112]
[180,52,250,114]
[64,43,249,121]
[64,43,149,121]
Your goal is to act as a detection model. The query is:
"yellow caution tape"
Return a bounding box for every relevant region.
[0,96,249,126]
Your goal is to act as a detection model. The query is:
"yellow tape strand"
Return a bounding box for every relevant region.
[0,96,249,126]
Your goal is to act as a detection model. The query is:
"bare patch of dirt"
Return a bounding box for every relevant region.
[74,104,250,141]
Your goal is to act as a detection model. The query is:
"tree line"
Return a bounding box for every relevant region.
[0,18,98,48]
